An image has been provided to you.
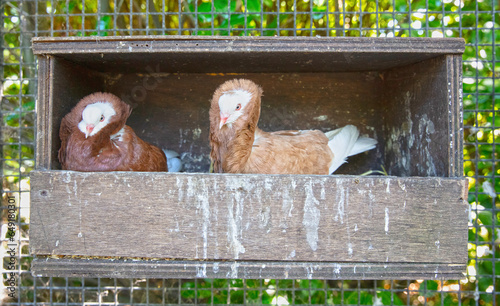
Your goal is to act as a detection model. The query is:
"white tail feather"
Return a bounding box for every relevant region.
[349,137,378,157]
[326,125,377,174]
[163,149,183,172]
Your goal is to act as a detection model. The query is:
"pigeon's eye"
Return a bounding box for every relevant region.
[100,115,105,122]
[235,104,241,111]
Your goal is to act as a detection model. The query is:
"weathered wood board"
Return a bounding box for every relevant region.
[31,36,465,74]
[30,171,468,279]
[31,258,466,280]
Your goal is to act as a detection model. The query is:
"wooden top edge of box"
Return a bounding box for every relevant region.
[31,35,465,55]
[30,171,468,201]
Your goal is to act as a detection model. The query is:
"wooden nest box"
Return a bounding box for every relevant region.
[30,36,468,280]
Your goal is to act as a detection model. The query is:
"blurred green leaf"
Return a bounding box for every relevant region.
[214,0,237,12]
[263,0,274,7]
[478,260,493,275]
[198,2,212,13]
[246,0,261,12]
[419,280,439,298]
[378,291,404,305]
[478,277,493,292]
[478,211,493,226]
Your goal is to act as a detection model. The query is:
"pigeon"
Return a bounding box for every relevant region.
[58,92,168,172]
[209,79,377,175]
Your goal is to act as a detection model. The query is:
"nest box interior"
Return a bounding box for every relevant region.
[30,36,468,280]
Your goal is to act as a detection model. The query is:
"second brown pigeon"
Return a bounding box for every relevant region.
[209,79,377,175]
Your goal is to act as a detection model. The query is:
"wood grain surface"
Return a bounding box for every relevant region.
[31,258,466,280]
[31,171,468,263]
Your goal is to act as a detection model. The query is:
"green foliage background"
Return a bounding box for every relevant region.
[1,0,498,304]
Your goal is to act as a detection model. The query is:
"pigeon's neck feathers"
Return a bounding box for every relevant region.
[110,127,126,141]
[209,79,263,173]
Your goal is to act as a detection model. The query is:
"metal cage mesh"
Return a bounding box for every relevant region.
[1,0,497,305]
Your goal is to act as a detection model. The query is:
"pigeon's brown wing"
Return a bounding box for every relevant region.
[243,129,334,175]
[132,141,167,172]
[61,130,122,171]
[114,126,167,172]
[267,130,302,136]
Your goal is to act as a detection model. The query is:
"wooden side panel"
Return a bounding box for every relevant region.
[35,56,52,169]
[448,54,464,177]
[382,56,454,177]
[30,171,468,265]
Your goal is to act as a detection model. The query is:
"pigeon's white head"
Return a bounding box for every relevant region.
[218,89,252,129]
[78,102,116,138]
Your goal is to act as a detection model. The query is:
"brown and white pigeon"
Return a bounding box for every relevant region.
[209,79,377,175]
[58,92,168,172]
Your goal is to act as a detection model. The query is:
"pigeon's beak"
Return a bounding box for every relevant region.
[85,124,94,138]
[219,114,229,129]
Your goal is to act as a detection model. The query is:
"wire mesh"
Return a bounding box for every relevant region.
[1,0,498,305]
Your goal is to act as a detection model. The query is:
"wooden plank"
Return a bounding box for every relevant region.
[32,36,465,55]
[30,171,468,266]
[31,258,466,280]
[31,37,465,74]
[35,56,52,170]
[448,54,464,177]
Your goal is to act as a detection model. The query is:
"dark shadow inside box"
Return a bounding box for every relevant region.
[53,50,446,74]
[49,54,450,176]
